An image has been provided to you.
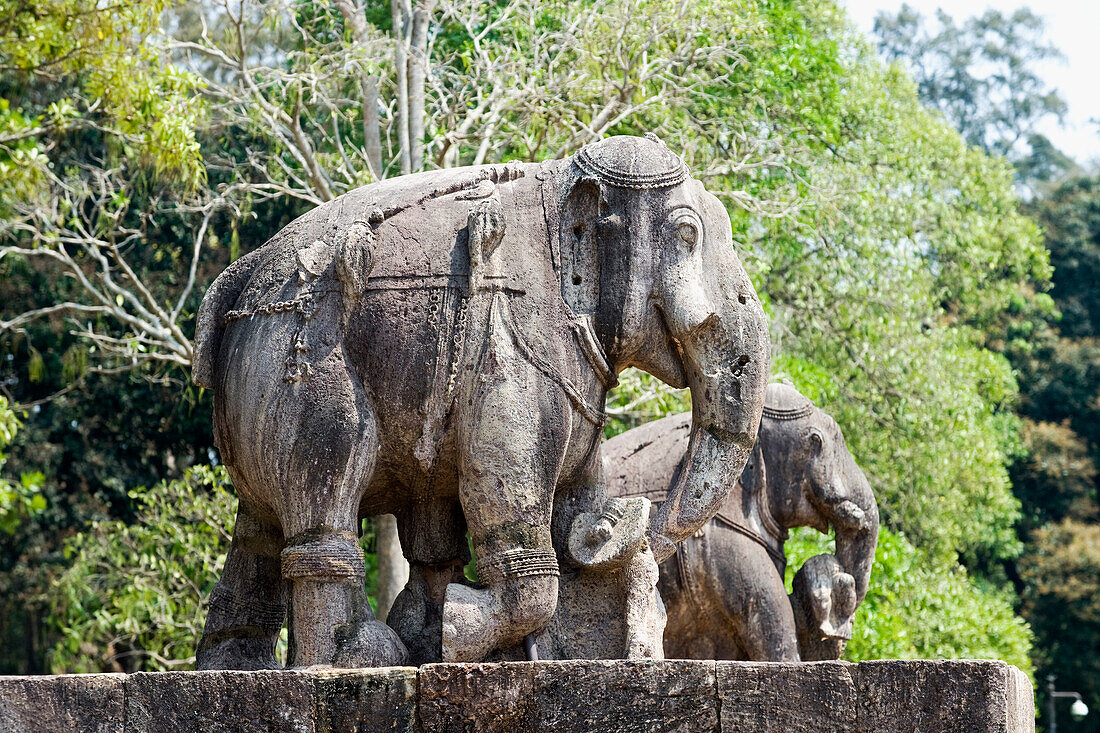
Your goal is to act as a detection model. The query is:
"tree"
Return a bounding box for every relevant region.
[1011,419,1098,535]
[1008,175,1100,730]
[1029,176,1100,340]
[0,398,44,536]
[47,465,235,671]
[873,3,1068,181]
[1021,520,1100,732]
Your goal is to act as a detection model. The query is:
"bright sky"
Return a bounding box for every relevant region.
[842,0,1100,165]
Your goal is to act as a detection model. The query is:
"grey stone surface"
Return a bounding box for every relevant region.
[855,660,1035,733]
[0,660,1035,733]
[125,670,315,733]
[0,673,124,733]
[531,660,717,733]
[719,661,857,732]
[312,667,418,733]
[418,662,537,732]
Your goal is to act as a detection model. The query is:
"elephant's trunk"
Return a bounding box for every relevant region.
[831,455,878,603]
[647,306,769,562]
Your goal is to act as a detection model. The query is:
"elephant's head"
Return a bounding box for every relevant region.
[756,383,879,603]
[558,135,770,562]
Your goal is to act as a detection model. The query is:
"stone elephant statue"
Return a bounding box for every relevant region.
[604,383,879,662]
[191,135,770,669]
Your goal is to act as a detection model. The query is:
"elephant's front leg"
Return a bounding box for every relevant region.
[443,334,566,662]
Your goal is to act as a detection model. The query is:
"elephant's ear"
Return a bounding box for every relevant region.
[560,179,601,315]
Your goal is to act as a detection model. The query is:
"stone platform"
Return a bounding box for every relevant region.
[0,659,1032,733]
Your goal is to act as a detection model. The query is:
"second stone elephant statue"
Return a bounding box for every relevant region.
[604,383,879,662]
[191,135,770,669]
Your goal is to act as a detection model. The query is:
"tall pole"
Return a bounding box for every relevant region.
[1048,674,1058,733]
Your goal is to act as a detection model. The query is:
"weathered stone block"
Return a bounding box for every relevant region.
[0,673,124,733]
[718,661,857,732]
[418,662,537,733]
[532,660,717,733]
[125,670,314,733]
[855,660,1035,733]
[419,660,717,733]
[0,660,1035,733]
[312,667,418,733]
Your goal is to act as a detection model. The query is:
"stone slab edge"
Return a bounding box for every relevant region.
[0,660,1034,733]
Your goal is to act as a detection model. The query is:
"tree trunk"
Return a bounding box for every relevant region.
[333,0,384,181]
[374,514,409,623]
[363,75,383,180]
[392,0,412,175]
[407,0,436,172]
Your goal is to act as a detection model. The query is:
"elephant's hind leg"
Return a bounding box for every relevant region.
[196,506,286,670]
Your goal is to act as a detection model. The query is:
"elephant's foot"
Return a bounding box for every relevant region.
[333,618,409,668]
[388,563,468,665]
[441,583,499,662]
[441,575,558,663]
[196,583,285,670]
[196,636,281,671]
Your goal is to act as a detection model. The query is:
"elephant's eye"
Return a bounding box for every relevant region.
[808,432,824,452]
[677,222,698,247]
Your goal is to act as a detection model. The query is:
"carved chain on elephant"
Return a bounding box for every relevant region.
[222,287,338,385]
[281,530,366,581]
[414,288,471,471]
[494,292,608,427]
[222,289,327,324]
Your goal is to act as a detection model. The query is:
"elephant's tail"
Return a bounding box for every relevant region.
[192,247,267,389]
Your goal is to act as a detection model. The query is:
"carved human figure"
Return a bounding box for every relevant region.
[604,383,879,662]
[191,135,770,669]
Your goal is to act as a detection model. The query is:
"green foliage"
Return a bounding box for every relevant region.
[0,397,45,535]
[1021,521,1100,725]
[1029,175,1100,341]
[0,0,205,193]
[747,21,1045,565]
[1011,419,1098,533]
[43,464,392,672]
[785,526,1033,673]
[47,465,235,672]
[1006,175,1100,728]
[605,369,688,438]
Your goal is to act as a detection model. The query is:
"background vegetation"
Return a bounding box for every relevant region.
[0,1,1096,729]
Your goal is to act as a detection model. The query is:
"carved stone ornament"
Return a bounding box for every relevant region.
[605,382,879,662]
[191,134,769,669]
[573,134,690,190]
